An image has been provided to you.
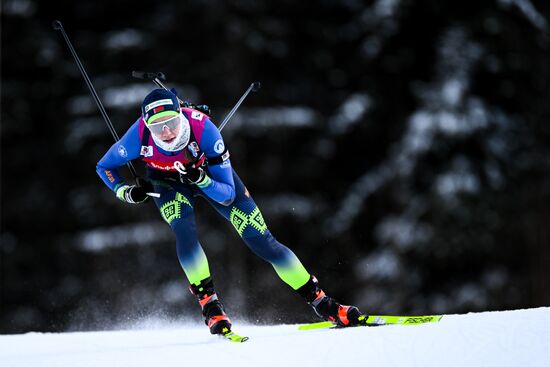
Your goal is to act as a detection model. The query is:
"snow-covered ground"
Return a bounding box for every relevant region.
[1,307,549,367]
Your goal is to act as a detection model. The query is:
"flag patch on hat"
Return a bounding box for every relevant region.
[153,106,164,113]
[145,99,173,112]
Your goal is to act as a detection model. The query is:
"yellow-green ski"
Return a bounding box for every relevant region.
[221,327,249,342]
[298,314,443,330]
[298,321,334,330]
[366,315,443,325]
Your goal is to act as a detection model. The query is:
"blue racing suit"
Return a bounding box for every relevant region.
[96,108,311,289]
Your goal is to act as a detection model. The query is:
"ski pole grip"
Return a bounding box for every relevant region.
[252,82,261,92]
[52,20,63,30]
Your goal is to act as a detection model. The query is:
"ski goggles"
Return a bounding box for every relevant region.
[146,112,183,135]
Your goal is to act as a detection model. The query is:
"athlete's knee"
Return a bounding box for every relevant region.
[229,203,268,238]
[244,231,290,263]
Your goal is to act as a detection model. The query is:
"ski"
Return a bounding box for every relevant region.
[298,314,443,331]
[220,327,249,343]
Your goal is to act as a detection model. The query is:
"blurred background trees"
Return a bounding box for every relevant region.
[1,0,549,333]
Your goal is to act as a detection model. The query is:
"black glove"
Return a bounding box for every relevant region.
[174,161,209,185]
[115,178,155,204]
[180,165,206,184]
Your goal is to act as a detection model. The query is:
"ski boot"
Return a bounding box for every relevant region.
[189,277,232,335]
[297,275,367,327]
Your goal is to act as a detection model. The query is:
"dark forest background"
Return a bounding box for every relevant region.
[1,0,549,333]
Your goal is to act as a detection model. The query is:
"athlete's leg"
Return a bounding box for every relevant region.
[149,179,210,285]
[204,170,368,326]
[149,177,231,334]
[204,170,310,290]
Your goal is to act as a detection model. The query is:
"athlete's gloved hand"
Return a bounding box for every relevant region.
[174,161,210,186]
[115,178,154,204]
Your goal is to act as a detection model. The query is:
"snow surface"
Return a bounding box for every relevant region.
[1,307,549,367]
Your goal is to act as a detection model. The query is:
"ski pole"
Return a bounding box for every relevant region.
[132,70,261,132]
[217,81,261,131]
[52,20,139,182]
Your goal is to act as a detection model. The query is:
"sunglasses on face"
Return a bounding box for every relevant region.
[147,114,182,135]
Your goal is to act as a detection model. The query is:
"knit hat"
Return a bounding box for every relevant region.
[141,88,180,124]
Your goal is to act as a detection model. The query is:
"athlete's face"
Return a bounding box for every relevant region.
[149,114,181,143]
